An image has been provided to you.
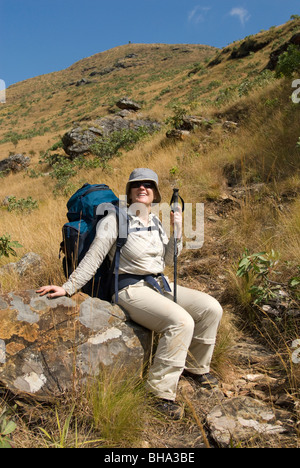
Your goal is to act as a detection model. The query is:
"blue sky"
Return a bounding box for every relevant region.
[0,0,299,86]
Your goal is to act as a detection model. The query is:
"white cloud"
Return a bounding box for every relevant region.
[230,7,251,26]
[188,6,211,24]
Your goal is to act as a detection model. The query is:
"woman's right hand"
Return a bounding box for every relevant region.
[36,285,67,299]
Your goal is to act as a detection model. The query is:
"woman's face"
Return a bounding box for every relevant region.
[129,181,156,206]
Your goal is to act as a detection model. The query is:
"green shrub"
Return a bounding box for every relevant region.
[276,44,300,78]
[237,249,281,304]
[91,126,150,162]
[6,196,39,213]
[165,104,188,130]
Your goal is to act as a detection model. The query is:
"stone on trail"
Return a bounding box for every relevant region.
[206,396,294,447]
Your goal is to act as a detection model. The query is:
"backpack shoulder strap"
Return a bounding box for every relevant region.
[105,205,129,303]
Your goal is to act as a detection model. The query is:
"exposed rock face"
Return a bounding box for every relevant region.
[0,154,30,176]
[116,98,141,111]
[0,290,152,400]
[266,33,300,70]
[62,116,160,159]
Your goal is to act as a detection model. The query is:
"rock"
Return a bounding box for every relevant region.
[116,97,141,111]
[0,253,43,277]
[0,290,152,400]
[89,67,115,77]
[62,126,102,158]
[266,33,300,71]
[166,129,190,140]
[206,396,294,447]
[0,154,30,176]
[76,78,93,86]
[222,121,238,132]
[231,337,278,366]
[62,117,160,158]
[230,37,272,60]
[116,109,135,118]
[180,116,210,131]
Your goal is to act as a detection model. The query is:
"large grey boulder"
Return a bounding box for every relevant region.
[0,290,151,400]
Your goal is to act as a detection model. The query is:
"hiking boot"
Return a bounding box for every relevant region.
[154,399,184,420]
[184,372,219,389]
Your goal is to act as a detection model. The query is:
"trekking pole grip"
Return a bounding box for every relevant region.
[171,188,180,239]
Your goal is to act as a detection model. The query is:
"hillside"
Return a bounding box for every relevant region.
[0,18,298,154]
[0,17,300,448]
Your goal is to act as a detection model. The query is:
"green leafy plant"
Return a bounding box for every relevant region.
[276,44,300,78]
[6,196,39,214]
[0,234,22,259]
[0,406,17,448]
[91,126,151,163]
[165,104,188,130]
[236,249,281,304]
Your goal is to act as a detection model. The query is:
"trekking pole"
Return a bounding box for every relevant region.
[170,188,184,303]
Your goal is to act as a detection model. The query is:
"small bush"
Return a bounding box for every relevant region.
[165,104,188,130]
[91,126,151,163]
[276,44,300,78]
[6,196,39,213]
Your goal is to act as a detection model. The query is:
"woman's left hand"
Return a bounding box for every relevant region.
[170,206,182,239]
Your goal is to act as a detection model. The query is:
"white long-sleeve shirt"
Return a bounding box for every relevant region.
[62,211,182,296]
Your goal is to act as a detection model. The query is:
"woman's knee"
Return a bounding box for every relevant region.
[167,309,195,339]
[210,298,223,323]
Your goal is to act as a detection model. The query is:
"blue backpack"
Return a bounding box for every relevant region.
[60,183,128,301]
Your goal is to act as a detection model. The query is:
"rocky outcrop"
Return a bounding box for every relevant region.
[116,98,141,112]
[62,116,160,159]
[0,253,42,277]
[229,36,272,60]
[0,154,30,176]
[266,33,300,70]
[166,115,214,140]
[0,290,152,400]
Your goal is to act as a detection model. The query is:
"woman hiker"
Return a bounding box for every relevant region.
[37,168,223,420]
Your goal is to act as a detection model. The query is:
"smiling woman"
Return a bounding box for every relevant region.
[37,168,222,420]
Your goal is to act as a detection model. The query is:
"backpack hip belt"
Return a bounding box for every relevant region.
[111,273,171,302]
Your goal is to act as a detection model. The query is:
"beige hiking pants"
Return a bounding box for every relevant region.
[116,280,223,401]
